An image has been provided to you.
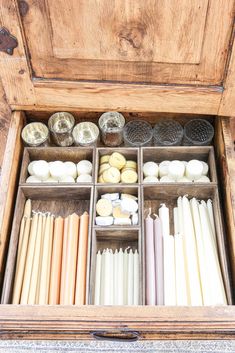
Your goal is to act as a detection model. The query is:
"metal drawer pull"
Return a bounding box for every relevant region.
[91,330,140,342]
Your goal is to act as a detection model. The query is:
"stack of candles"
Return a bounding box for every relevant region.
[94,248,139,305]
[12,199,89,305]
[145,196,227,306]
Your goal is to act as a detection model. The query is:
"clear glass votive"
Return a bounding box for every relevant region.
[48,112,75,147]
[72,122,99,146]
[123,120,153,147]
[21,122,49,147]
[183,119,214,146]
[153,119,183,146]
[98,112,125,147]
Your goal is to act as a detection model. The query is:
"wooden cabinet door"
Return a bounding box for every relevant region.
[0,0,235,114]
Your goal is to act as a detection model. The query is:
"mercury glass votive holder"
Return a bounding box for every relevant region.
[72,122,100,146]
[98,112,125,146]
[48,112,75,146]
[21,122,49,147]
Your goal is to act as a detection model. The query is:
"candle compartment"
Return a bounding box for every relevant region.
[95,147,140,184]
[141,146,217,183]
[94,185,140,228]
[2,185,94,305]
[142,184,233,304]
[19,147,95,184]
[89,228,142,305]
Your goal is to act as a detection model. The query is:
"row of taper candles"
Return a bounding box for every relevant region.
[13,199,89,305]
[145,196,227,306]
[94,248,139,305]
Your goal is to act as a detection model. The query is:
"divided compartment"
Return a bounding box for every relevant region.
[141,146,217,183]
[89,228,143,305]
[142,184,233,305]
[95,147,140,184]
[1,185,94,305]
[94,185,141,228]
[19,147,95,184]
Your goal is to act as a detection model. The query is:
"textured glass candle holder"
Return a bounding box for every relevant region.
[21,122,49,147]
[48,112,75,147]
[153,120,183,146]
[123,120,153,147]
[72,122,99,146]
[183,119,214,146]
[99,112,125,147]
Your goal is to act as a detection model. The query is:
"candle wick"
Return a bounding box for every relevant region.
[153,213,159,219]
[148,208,151,217]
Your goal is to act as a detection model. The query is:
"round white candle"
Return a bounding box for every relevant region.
[159,176,174,183]
[143,176,159,183]
[76,174,92,183]
[77,160,92,176]
[32,160,50,181]
[60,176,75,183]
[43,177,58,183]
[26,176,42,183]
[94,251,102,305]
[127,249,134,305]
[201,161,209,175]
[186,160,203,181]
[64,161,77,178]
[49,161,66,180]
[133,250,139,305]
[28,161,36,175]
[197,176,210,183]
[177,176,191,183]
[143,161,158,177]
[159,161,170,177]
[159,204,170,238]
[168,160,185,181]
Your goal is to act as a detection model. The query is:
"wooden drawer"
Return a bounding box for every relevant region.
[0,111,235,341]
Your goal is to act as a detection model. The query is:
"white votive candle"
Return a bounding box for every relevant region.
[201,161,209,175]
[77,160,92,175]
[64,161,77,179]
[186,160,203,181]
[32,160,50,181]
[168,160,185,181]
[143,162,158,177]
[159,161,170,177]
[49,161,66,180]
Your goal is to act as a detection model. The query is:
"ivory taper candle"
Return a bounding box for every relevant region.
[49,216,64,305]
[145,212,156,305]
[127,249,134,305]
[94,250,102,305]
[113,249,119,305]
[15,217,26,274]
[99,249,106,305]
[38,214,51,304]
[75,211,89,305]
[36,214,46,304]
[103,249,112,305]
[64,213,79,305]
[20,212,38,304]
[199,203,227,305]
[28,213,43,304]
[12,216,31,304]
[164,235,176,305]
[117,248,124,305]
[133,249,139,305]
[23,199,32,217]
[206,199,217,248]
[45,215,54,303]
[60,216,69,304]
[159,204,170,238]
[109,249,114,305]
[123,248,128,305]
[16,199,31,262]
[154,215,164,305]
[181,196,202,305]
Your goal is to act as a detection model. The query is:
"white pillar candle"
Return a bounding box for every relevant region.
[168,160,185,181]
[159,161,170,177]
[64,161,77,179]
[190,198,210,305]
[164,235,176,305]
[143,161,158,177]
[127,249,134,305]
[199,203,227,305]
[123,248,128,305]
[181,196,203,305]
[117,249,124,305]
[159,204,170,238]
[201,161,209,175]
[207,199,217,248]
[186,160,203,181]
[94,250,102,305]
[49,161,66,181]
[174,233,188,305]
[32,160,50,181]
[133,249,139,305]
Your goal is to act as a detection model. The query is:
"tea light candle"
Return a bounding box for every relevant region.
[77,160,92,175]
[143,162,158,177]
[49,161,66,180]
[186,160,203,181]
[32,160,50,181]
[168,160,185,180]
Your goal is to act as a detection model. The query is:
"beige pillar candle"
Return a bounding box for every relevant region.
[49,216,64,305]
[127,249,134,305]
[94,250,102,305]
[64,213,79,305]
[199,203,227,305]
[181,196,202,305]
[60,216,69,304]
[38,214,51,305]
[164,235,176,305]
[133,249,139,305]
[12,216,31,304]
[20,212,38,304]
[75,211,89,305]
[28,213,43,304]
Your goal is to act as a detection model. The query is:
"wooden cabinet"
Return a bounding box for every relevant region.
[0,0,235,342]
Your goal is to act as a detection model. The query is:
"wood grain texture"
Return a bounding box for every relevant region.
[32,81,222,114]
[20,0,234,86]
[0,111,24,289]
[0,305,234,339]
[0,81,11,168]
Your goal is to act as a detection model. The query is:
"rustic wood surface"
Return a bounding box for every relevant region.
[0,82,11,169]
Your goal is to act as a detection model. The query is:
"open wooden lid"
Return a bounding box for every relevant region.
[0,1,234,115]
